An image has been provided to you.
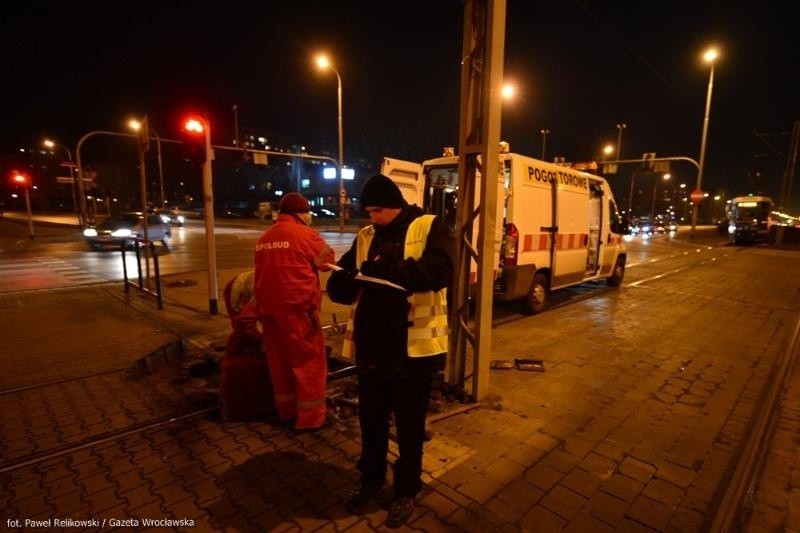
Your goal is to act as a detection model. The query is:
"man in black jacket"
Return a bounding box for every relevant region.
[327,174,454,529]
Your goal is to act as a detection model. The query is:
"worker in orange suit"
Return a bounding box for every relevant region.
[253,193,335,431]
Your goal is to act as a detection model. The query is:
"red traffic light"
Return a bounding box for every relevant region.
[183,117,205,135]
[11,171,29,186]
[180,116,208,164]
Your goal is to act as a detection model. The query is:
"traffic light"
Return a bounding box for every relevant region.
[10,171,29,187]
[180,116,207,164]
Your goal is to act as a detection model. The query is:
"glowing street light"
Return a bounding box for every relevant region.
[501,82,516,100]
[691,46,719,237]
[602,144,614,161]
[315,53,346,231]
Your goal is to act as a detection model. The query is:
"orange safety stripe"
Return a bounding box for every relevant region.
[520,233,590,251]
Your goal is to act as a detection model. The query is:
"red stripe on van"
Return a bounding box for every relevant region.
[523,234,533,252]
[539,234,549,250]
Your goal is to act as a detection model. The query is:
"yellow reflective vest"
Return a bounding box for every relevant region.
[341,214,448,360]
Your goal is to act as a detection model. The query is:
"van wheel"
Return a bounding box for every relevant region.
[526,272,549,314]
[607,256,625,286]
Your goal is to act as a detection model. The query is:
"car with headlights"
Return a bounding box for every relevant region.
[83,212,171,250]
[154,207,185,227]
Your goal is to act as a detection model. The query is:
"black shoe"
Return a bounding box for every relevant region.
[344,484,379,513]
[385,496,414,528]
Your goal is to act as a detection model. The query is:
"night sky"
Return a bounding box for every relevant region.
[2,1,798,209]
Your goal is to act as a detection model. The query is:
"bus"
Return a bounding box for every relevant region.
[727,196,773,244]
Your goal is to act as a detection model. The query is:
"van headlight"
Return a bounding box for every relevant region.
[111,229,132,237]
[83,228,98,237]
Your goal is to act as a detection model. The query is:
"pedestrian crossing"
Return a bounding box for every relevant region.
[0,256,107,292]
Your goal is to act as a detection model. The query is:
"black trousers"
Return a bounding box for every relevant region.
[356,370,434,498]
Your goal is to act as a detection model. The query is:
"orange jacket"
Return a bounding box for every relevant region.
[253,214,334,315]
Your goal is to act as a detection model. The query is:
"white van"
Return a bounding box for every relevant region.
[382,147,628,313]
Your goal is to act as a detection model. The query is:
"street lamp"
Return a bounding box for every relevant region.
[691,46,719,237]
[315,53,346,231]
[602,144,614,161]
[43,139,79,225]
[540,129,550,161]
[128,119,166,208]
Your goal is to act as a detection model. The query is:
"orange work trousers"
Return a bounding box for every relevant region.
[261,310,327,429]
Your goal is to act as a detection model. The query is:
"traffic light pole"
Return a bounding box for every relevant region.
[200,118,219,316]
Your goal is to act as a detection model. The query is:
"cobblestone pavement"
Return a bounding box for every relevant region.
[1,222,799,531]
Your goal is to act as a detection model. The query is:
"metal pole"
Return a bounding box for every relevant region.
[76,130,145,228]
[233,104,239,148]
[650,177,658,220]
[691,62,715,238]
[201,117,219,315]
[628,171,636,217]
[540,129,549,160]
[61,145,80,226]
[152,129,165,208]
[335,68,345,231]
[23,185,34,239]
[616,123,626,160]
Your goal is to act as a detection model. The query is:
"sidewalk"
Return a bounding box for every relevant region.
[1,216,798,531]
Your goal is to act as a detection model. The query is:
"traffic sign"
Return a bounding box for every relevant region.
[690,189,704,203]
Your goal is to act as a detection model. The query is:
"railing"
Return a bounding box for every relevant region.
[121,238,163,309]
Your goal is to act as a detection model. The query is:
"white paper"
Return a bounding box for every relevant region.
[324,263,407,291]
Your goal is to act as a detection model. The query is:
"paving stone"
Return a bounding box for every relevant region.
[601,474,645,503]
[626,494,674,531]
[585,490,629,527]
[458,471,504,504]
[525,463,563,492]
[519,504,567,532]
[562,511,615,532]
[561,468,604,499]
[642,478,683,506]
[540,485,586,521]
[619,457,656,483]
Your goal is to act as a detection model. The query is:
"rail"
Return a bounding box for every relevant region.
[121,238,164,309]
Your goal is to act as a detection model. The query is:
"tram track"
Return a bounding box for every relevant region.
[0,356,219,473]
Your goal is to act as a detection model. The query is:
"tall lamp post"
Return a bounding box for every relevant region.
[691,47,719,238]
[43,139,79,225]
[315,54,346,231]
[128,119,166,208]
[540,129,550,160]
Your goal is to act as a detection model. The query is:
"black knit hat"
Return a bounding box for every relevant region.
[279,193,310,213]
[360,174,406,208]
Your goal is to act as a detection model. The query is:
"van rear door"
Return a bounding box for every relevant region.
[380,157,424,207]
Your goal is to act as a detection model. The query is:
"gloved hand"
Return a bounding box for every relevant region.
[360,259,390,278]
